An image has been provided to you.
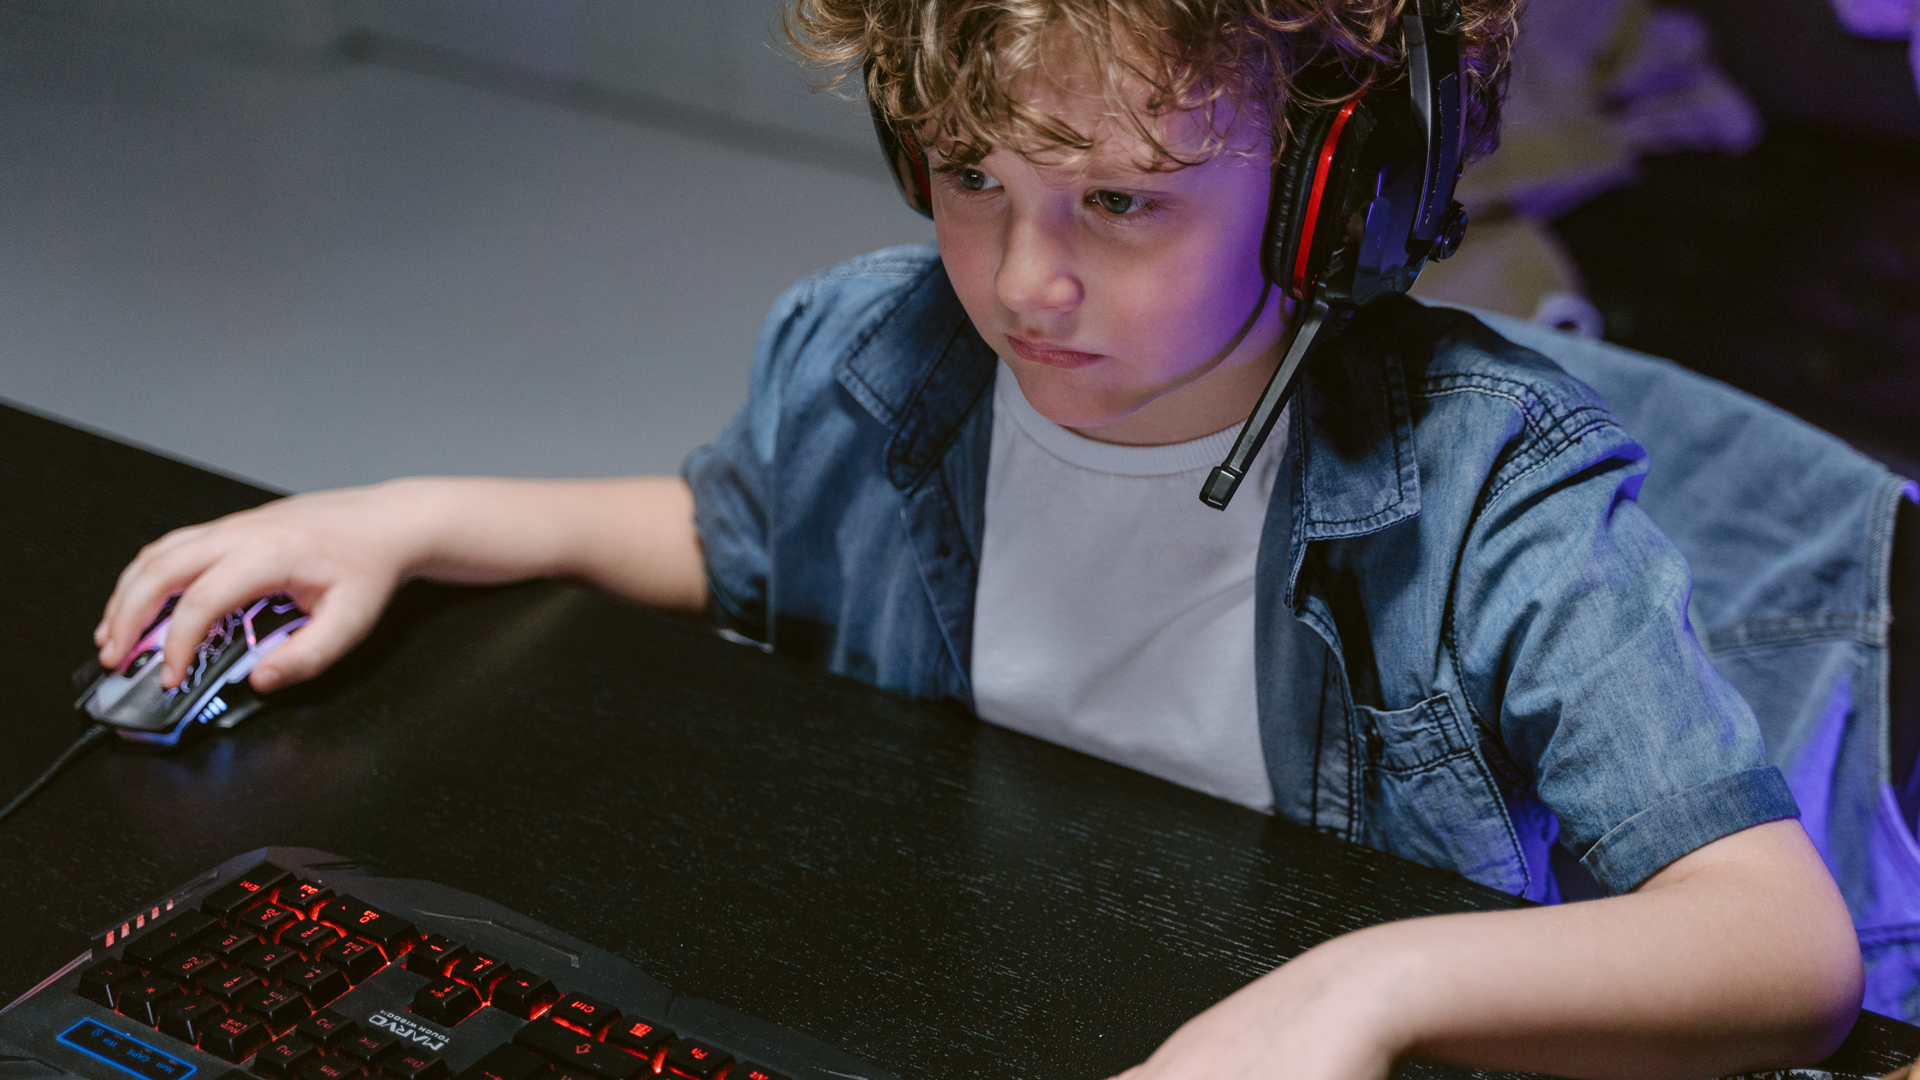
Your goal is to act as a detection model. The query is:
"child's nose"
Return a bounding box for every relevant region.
[995,217,1084,314]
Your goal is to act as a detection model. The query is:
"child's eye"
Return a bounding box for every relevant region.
[944,167,1000,193]
[1090,189,1151,216]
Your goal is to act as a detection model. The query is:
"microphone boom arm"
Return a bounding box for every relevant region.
[1199,290,1337,510]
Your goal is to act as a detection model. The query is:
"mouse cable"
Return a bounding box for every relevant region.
[0,722,112,825]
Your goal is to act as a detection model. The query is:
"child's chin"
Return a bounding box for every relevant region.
[1024,391,1137,433]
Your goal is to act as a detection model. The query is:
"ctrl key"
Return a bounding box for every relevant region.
[203,1013,271,1063]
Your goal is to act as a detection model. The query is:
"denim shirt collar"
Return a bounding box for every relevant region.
[831,262,1422,602]
[1283,307,1424,599]
[831,263,998,495]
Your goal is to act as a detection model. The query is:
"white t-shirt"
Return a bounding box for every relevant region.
[970,361,1285,812]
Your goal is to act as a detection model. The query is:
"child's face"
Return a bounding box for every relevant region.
[930,78,1287,445]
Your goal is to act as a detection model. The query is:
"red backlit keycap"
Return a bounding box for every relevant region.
[240,943,300,979]
[284,921,341,959]
[447,952,509,997]
[296,1010,358,1048]
[114,975,181,1026]
[662,1041,731,1080]
[317,898,417,956]
[319,938,385,983]
[157,994,228,1046]
[155,950,223,986]
[124,911,218,967]
[547,993,619,1037]
[488,971,560,1021]
[405,936,467,979]
[237,904,302,943]
[203,1012,271,1063]
[202,864,293,919]
[337,1032,398,1065]
[202,966,263,1007]
[282,880,335,916]
[605,1016,673,1058]
[253,1033,319,1079]
[377,1043,450,1080]
[411,978,483,1026]
[296,1057,363,1080]
[730,1065,790,1080]
[200,926,258,962]
[513,1019,646,1080]
[239,984,312,1029]
[449,1045,547,1080]
[281,961,351,1008]
[75,958,140,1009]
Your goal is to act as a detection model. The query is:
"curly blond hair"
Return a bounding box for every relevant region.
[785,0,1521,169]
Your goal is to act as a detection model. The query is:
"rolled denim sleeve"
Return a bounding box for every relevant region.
[1453,418,1799,895]
[682,278,815,642]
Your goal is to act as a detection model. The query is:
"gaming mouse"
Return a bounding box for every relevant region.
[72,594,309,747]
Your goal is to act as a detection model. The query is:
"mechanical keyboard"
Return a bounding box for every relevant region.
[0,848,896,1080]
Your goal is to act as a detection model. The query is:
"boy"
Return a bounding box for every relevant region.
[95,0,1864,1076]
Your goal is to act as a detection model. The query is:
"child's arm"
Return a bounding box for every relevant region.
[1115,817,1862,1080]
[95,476,705,693]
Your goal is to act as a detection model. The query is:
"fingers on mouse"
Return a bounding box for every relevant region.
[74,594,311,748]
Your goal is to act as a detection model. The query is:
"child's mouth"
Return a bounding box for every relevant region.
[1006,334,1104,370]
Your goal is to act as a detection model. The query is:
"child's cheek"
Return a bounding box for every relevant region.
[934,217,1006,335]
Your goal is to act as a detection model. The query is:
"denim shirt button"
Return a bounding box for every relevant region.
[1364,720,1385,763]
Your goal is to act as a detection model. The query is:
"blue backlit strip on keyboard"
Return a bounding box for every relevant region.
[57,1020,197,1080]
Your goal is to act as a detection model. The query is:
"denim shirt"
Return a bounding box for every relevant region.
[685,244,1797,904]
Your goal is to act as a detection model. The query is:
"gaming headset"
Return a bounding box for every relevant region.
[867,0,1471,510]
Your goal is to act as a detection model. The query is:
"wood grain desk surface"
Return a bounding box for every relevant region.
[2,403,1912,1080]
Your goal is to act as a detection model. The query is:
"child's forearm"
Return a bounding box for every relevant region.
[399,476,706,611]
[1120,818,1861,1080]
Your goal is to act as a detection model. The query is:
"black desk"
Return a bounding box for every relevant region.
[2,402,1914,1080]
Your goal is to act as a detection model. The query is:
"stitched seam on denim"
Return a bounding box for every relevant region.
[1296,358,1415,531]
[1701,613,1891,652]
[835,260,951,428]
[1417,383,1615,507]
[1310,646,1331,830]
[1365,711,1531,893]
[1370,745,1471,776]
[1416,374,1615,459]
[899,470,975,694]
[1307,503,1417,532]
[1437,694,1530,894]
[1338,640,1362,845]
[890,323,991,495]
[1580,767,1793,890]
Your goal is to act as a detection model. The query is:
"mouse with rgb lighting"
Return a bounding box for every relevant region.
[72,594,310,747]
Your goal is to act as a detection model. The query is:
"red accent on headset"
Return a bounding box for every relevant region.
[1290,94,1365,299]
[903,130,933,209]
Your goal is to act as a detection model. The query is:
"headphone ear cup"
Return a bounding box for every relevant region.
[1262,103,1342,289]
[868,103,935,219]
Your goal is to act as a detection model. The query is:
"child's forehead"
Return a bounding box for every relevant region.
[935,68,1268,174]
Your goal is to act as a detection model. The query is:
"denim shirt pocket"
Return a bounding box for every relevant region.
[1356,693,1530,896]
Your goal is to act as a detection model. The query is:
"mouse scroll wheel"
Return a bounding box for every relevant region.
[124,648,158,677]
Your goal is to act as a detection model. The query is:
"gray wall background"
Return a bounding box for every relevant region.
[0,0,928,493]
